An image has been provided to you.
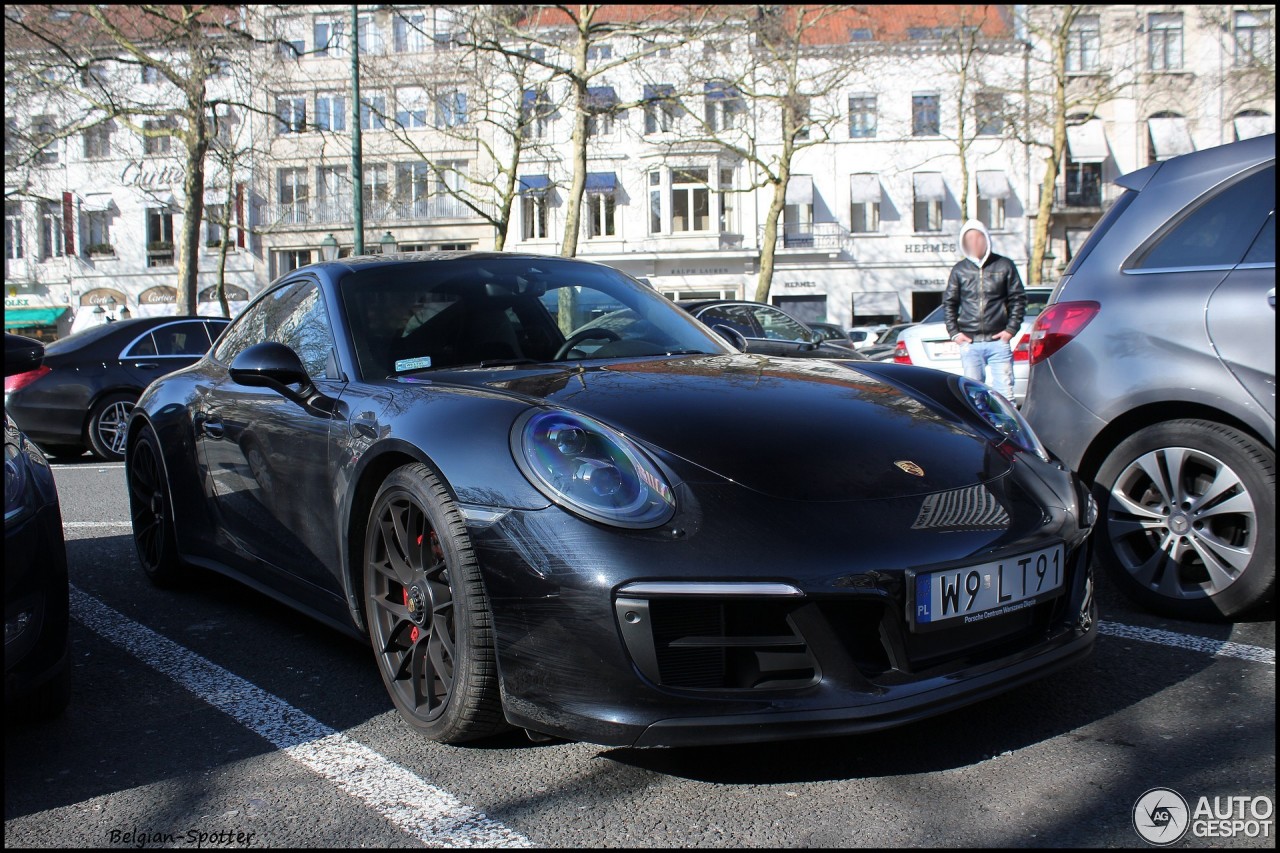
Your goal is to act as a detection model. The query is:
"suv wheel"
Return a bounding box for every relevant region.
[1093,419,1275,620]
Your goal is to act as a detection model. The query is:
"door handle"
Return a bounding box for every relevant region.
[204,416,225,439]
[131,362,161,370]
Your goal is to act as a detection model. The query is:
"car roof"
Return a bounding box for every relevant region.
[45,315,227,354]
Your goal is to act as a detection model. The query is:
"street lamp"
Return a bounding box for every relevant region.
[1041,249,1057,283]
[380,231,396,254]
[119,305,132,320]
[320,233,340,262]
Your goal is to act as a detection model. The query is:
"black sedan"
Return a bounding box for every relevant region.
[5,334,71,720]
[125,253,1097,747]
[677,300,866,360]
[5,315,231,461]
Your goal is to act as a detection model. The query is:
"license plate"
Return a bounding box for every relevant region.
[925,340,961,360]
[910,544,1065,632]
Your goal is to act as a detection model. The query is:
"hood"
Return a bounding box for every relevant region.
[959,218,991,267]
[469,355,1010,502]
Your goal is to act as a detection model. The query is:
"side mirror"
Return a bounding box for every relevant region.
[5,333,44,377]
[711,324,748,353]
[230,342,333,417]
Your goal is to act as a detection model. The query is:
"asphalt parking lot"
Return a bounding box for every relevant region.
[4,456,1275,848]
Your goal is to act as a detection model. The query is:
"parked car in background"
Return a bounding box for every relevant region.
[862,323,918,362]
[1024,133,1275,621]
[677,300,866,360]
[4,316,231,461]
[124,253,1095,748]
[5,334,71,721]
[807,321,859,351]
[847,324,890,350]
[894,288,1054,404]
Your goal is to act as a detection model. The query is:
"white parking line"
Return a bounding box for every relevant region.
[1098,620,1275,665]
[51,463,125,470]
[69,586,531,848]
[63,521,132,528]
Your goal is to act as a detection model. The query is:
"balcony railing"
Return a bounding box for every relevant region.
[759,221,854,254]
[263,198,489,228]
[1050,182,1120,211]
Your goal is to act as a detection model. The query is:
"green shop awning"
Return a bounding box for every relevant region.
[5,307,68,329]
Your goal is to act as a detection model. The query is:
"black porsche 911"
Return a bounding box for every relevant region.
[124,253,1097,747]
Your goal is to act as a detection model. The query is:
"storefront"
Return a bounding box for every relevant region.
[4,301,71,342]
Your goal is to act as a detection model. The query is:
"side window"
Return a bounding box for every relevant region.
[1241,212,1275,266]
[1136,164,1276,270]
[204,320,230,348]
[696,304,759,338]
[214,281,337,379]
[152,321,215,356]
[752,305,812,342]
[123,333,158,358]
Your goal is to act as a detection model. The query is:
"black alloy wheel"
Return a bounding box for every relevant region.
[127,423,184,586]
[363,463,506,743]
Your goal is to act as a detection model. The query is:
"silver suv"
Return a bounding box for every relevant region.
[1023,134,1274,620]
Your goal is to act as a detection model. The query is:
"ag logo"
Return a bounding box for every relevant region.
[1133,788,1190,845]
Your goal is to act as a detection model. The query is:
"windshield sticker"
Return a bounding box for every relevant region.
[394,356,432,373]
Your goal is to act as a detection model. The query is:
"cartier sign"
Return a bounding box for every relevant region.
[139,286,177,305]
[79,287,128,307]
[120,159,185,189]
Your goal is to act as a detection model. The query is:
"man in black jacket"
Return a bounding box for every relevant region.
[942,219,1026,399]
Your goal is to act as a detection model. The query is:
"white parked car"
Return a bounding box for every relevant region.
[846,324,890,350]
[893,288,1053,405]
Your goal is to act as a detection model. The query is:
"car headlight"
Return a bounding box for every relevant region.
[4,439,32,524]
[512,409,677,529]
[956,378,1050,462]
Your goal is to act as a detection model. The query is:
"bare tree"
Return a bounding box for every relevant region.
[3,4,269,314]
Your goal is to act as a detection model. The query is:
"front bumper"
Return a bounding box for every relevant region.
[469,455,1098,747]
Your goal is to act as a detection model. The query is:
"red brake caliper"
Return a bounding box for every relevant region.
[405,529,426,645]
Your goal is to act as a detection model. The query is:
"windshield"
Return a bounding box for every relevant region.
[339,257,731,379]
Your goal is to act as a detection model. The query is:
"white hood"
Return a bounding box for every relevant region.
[959,219,991,267]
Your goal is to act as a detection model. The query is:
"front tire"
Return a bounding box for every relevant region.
[1093,419,1275,620]
[127,423,185,587]
[363,464,506,743]
[87,393,136,460]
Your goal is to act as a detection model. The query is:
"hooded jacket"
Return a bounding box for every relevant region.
[942,219,1027,340]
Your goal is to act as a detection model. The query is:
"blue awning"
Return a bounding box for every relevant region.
[643,84,674,101]
[522,88,538,106]
[585,86,617,110]
[584,172,617,193]
[704,81,739,101]
[519,175,551,193]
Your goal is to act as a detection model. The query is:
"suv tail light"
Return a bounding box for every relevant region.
[893,341,912,364]
[1028,301,1100,365]
[1012,337,1030,362]
[4,365,51,395]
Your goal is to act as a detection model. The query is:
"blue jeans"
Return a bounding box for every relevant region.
[959,339,1014,399]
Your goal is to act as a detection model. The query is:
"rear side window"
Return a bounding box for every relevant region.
[1134,164,1276,270]
[123,334,158,358]
[151,321,212,356]
[1242,212,1275,266]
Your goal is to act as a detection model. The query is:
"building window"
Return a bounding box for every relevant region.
[848,95,876,138]
[1148,13,1183,71]
[718,168,736,233]
[434,89,468,129]
[316,166,346,221]
[585,87,618,137]
[39,201,63,259]
[360,94,387,130]
[521,88,554,139]
[1064,161,1102,206]
[396,86,429,129]
[314,18,346,58]
[643,84,678,134]
[912,94,940,136]
[141,64,160,84]
[522,190,549,240]
[357,14,386,55]
[585,193,616,238]
[209,56,230,77]
[849,174,882,233]
[649,170,662,234]
[395,162,431,217]
[278,168,309,223]
[1066,14,1101,72]
[85,209,112,251]
[975,92,1004,136]
[146,207,173,265]
[704,82,745,131]
[142,119,174,155]
[586,43,612,61]
[393,12,429,53]
[204,204,226,244]
[434,161,469,218]
[278,38,305,59]
[976,197,1005,231]
[1235,10,1273,67]
[315,92,347,131]
[83,123,112,159]
[276,96,307,134]
[671,168,710,232]
[913,173,944,233]
[33,116,58,165]
[5,202,24,260]
[277,249,313,276]
[363,163,390,208]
